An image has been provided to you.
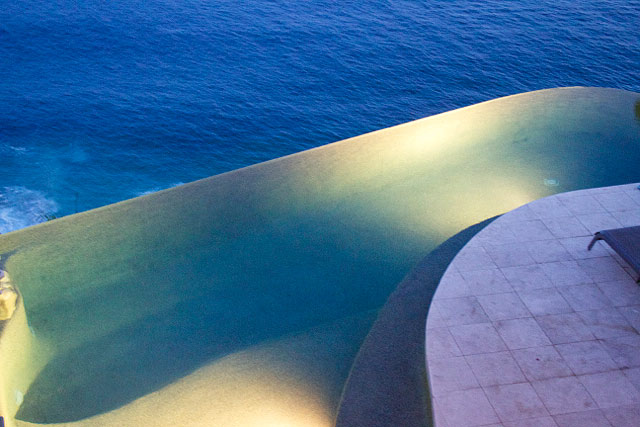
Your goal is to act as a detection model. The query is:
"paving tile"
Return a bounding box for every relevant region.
[599,186,630,195]
[473,221,519,246]
[502,265,555,292]
[460,268,513,296]
[465,351,526,387]
[477,293,531,321]
[611,209,640,227]
[578,257,633,283]
[579,370,640,408]
[427,304,448,329]
[500,205,539,223]
[525,240,574,263]
[536,313,595,344]
[617,183,640,193]
[532,376,597,415]
[437,388,500,427]
[594,184,625,193]
[592,186,627,194]
[507,219,555,242]
[594,185,627,195]
[518,288,573,316]
[430,185,640,427]
[528,196,573,219]
[426,327,463,359]
[601,335,640,369]
[433,297,490,326]
[484,383,549,422]
[576,213,623,234]
[602,404,640,427]
[557,284,613,312]
[512,345,572,381]
[555,341,618,375]
[624,187,640,205]
[485,243,537,268]
[623,367,640,392]
[558,189,592,198]
[577,308,637,339]
[539,261,593,287]
[435,271,473,299]
[553,409,612,427]
[558,236,609,260]
[454,246,498,272]
[432,399,449,427]
[426,315,447,330]
[464,236,483,248]
[449,323,507,355]
[597,279,640,307]
[542,216,590,239]
[428,356,479,397]
[560,194,607,216]
[504,417,557,427]
[594,192,639,212]
[441,263,461,278]
[617,305,640,332]
[494,318,551,350]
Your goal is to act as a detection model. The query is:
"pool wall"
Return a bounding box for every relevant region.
[0,286,48,427]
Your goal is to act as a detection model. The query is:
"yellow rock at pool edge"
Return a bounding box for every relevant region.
[0,270,17,320]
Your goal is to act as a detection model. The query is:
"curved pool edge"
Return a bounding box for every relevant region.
[335,218,496,427]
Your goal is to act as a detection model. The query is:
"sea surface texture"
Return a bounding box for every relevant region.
[0,0,638,231]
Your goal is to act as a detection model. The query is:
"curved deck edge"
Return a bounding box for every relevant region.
[426,183,640,427]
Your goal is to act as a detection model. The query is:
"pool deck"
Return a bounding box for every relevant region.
[426,183,640,427]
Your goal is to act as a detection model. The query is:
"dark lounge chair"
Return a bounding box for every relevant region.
[588,225,640,283]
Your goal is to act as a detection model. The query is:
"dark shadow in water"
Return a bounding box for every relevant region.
[635,100,640,122]
[16,284,358,423]
[0,250,18,270]
[335,217,497,427]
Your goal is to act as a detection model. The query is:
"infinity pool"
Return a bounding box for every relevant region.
[1,87,639,426]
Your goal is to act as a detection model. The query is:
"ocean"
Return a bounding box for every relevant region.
[1,0,638,233]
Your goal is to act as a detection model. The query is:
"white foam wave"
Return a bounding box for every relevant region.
[135,182,184,197]
[0,186,59,234]
[8,145,27,153]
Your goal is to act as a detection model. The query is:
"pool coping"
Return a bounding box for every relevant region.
[426,183,640,427]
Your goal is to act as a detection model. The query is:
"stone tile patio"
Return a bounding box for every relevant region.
[426,183,640,427]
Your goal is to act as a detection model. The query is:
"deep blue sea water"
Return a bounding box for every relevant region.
[1,0,639,233]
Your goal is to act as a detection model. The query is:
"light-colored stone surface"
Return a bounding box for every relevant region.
[427,183,640,426]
